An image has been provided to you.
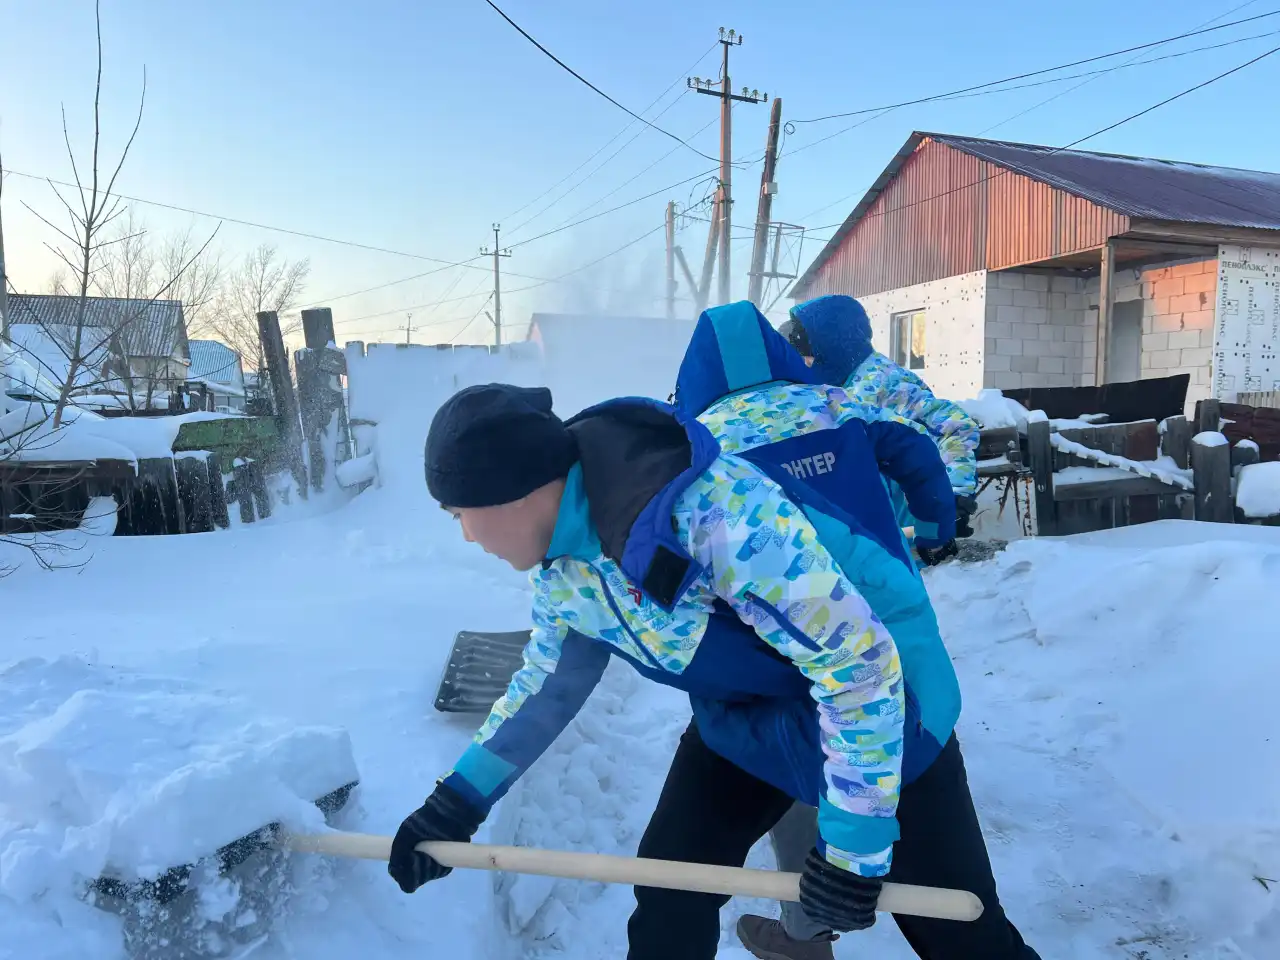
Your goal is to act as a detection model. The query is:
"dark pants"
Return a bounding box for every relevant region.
[627,721,1039,960]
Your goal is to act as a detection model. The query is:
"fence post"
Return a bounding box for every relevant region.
[1026,418,1057,536]
[1191,432,1233,523]
[1161,415,1192,469]
[1197,397,1221,435]
[1231,440,1261,470]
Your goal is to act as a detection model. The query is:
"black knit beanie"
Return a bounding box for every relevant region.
[424,383,578,508]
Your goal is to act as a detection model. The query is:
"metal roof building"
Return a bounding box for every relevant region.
[788,133,1280,412]
[6,294,188,360]
[793,132,1280,301]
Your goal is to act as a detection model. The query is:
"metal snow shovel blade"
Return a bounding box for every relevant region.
[89,781,360,905]
[432,629,531,714]
[282,831,984,923]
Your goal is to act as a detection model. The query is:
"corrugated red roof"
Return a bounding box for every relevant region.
[793,132,1280,298]
[930,133,1280,229]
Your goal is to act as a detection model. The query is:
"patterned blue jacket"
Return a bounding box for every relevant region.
[789,295,980,496]
[440,397,947,877]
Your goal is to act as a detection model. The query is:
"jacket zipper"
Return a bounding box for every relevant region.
[591,565,665,671]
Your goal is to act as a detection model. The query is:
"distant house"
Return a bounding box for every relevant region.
[790,132,1280,414]
[187,340,246,413]
[6,294,190,408]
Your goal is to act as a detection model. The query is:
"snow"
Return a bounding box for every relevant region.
[1236,461,1280,519]
[1053,465,1135,485]
[1194,431,1230,447]
[0,658,358,891]
[958,389,1031,429]
[4,353,1280,959]
[1051,434,1194,491]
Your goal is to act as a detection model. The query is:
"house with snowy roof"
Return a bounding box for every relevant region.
[187,340,246,412]
[5,294,190,409]
[790,132,1280,416]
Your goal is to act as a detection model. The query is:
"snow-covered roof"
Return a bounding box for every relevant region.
[7,294,188,360]
[188,340,244,387]
[5,323,114,391]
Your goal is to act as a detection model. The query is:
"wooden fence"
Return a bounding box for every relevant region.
[1022,396,1279,536]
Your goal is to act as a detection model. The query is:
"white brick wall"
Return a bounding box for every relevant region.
[985,260,1218,414]
[855,271,987,399]
[983,270,1087,390]
[1085,257,1217,415]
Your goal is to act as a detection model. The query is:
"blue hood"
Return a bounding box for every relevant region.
[673,300,816,417]
[789,295,875,386]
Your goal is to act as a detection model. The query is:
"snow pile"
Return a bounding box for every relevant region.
[1236,461,1280,518]
[0,656,358,898]
[958,388,1032,429]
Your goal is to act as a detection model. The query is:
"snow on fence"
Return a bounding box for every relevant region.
[1023,397,1280,536]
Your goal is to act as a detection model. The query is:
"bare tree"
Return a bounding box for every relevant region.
[209,243,310,372]
[18,0,218,426]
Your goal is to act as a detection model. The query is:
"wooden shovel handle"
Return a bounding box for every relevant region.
[284,831,983,922]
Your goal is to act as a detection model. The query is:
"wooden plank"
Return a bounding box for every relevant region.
[977,427,1019,460]
[1191,435,1233,523]
[1053,474,1180,501]
[1026,419,1056,536]
[1197,397,1221,435]
[1161,416,1192,469]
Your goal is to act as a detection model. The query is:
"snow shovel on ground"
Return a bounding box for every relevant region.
[281,830,984,922]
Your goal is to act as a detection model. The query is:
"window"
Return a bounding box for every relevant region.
[890,310,926,370]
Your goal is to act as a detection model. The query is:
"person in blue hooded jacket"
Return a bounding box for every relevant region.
[388,379,1038,960]
[782,294,981,542]
[673,302,1033,960]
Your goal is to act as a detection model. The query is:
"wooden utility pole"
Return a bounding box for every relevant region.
[481,223,512,346]
[690,28,766,306]
[748,96,783,305]
[665,201,677,319]
[696,196,721,314]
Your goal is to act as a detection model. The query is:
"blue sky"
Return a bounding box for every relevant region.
[2,0,1278,345]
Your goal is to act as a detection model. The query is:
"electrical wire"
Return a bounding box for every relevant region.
[499,40,720,226]
[799,44,1280,245]
[789,9,1280,124]
[478,0,725,165]
[448,291,495,344]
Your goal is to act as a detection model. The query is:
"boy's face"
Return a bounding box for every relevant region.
[444,482,563,572]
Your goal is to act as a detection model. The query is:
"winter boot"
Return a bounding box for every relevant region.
[736,916,837,960]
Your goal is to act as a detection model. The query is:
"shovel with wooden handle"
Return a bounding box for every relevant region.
[283,831,984,922]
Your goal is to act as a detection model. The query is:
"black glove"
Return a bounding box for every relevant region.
[916,539,958,567]
[954,495,977,539]
[388,783,484,893]
[798,848,883,932]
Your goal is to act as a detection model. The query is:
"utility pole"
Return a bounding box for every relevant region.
[748,96,783,305]
[480,223,512,347]
[403,312,414,345]
[690,28,766,306]
[665,201,677,319]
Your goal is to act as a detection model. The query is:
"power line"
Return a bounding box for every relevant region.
[788,5,1276,228]
[506,88,694,239]
[801,44,1280,243]
[975,2,1271,137]
[338,219,670,331]
[499,40,719,226]
[478,0,729,166]
[777,23,1280,165]
[790,9,1280,125]
[315,165,720,313]
[2,168,494,270]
